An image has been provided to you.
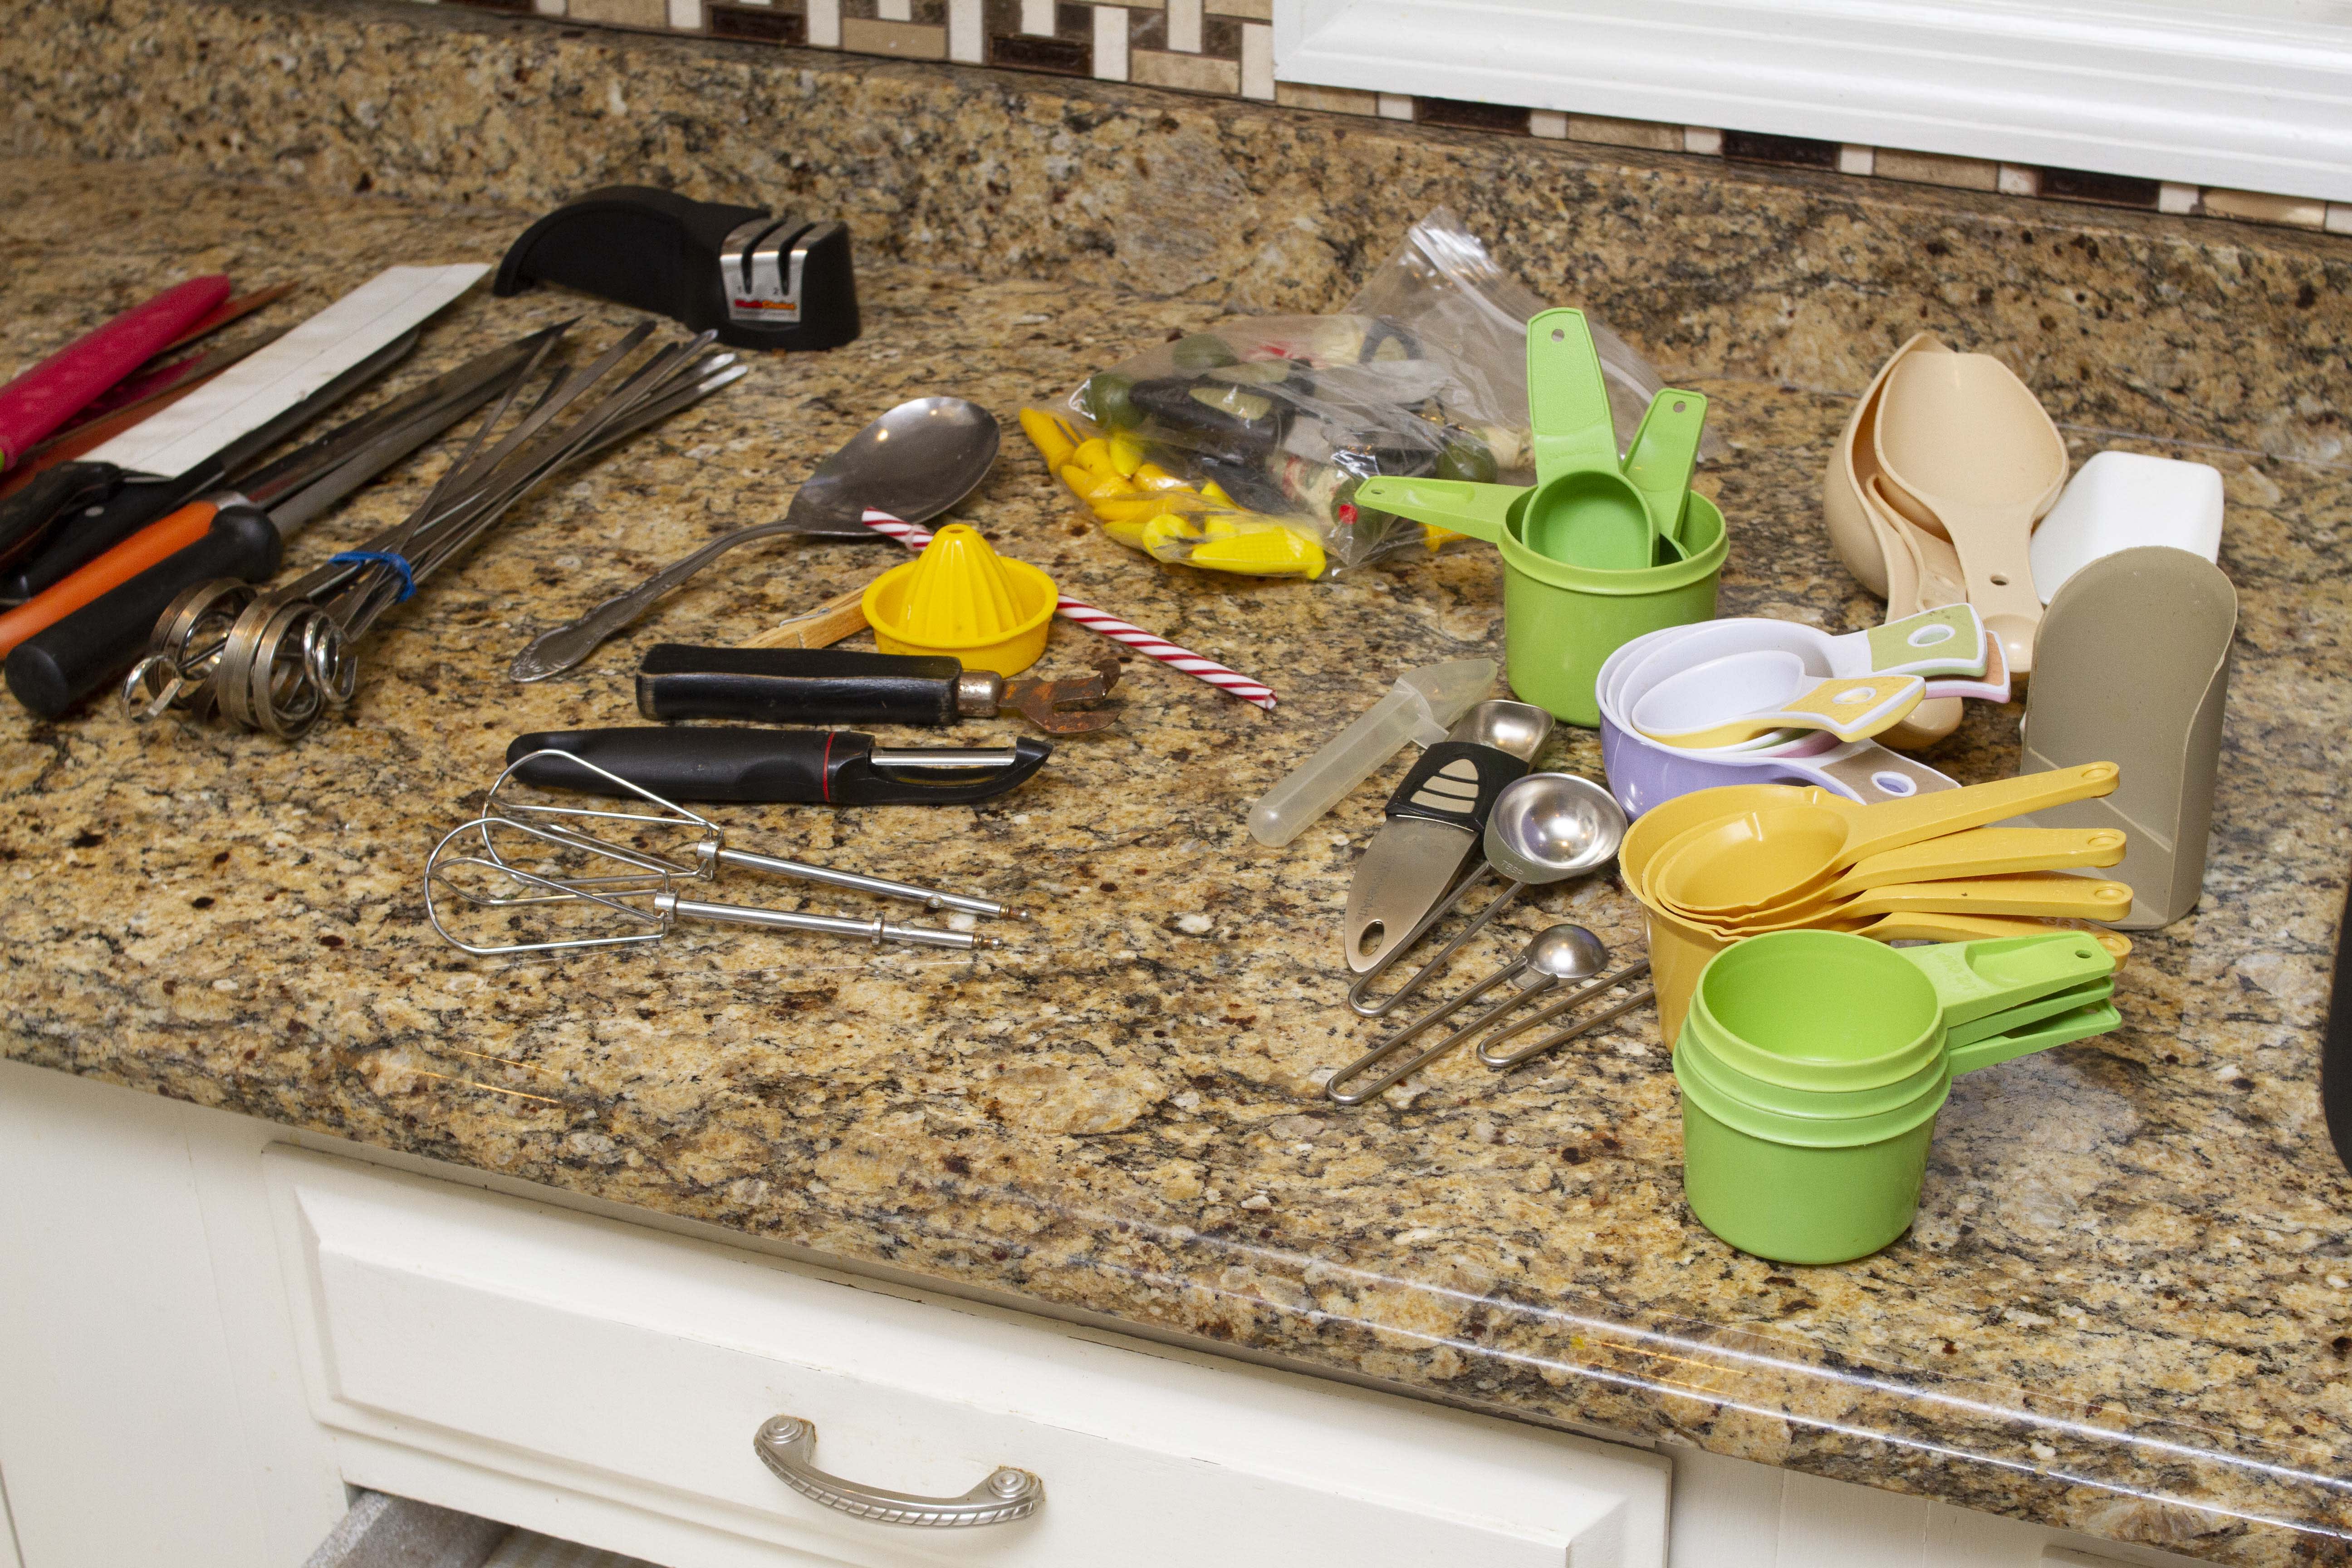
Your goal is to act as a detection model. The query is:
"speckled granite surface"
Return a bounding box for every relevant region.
[5,0,2349,471]
[0,14,2349,1563]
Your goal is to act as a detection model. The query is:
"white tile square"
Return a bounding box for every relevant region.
[949,0,983,58]
[1241,21,1274,98]
[1166,0,1202,51]
[1093,5,1129,80]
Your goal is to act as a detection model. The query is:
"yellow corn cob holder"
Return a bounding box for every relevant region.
[1020,408,1328,580]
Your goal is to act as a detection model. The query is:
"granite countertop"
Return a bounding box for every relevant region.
[4,143,2351,1567]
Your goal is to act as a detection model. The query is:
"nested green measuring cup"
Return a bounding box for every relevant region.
[1354,485,1725,727]
[1355,309,1720,725]
[1521,309,1663,569]
[1674,931,2119,1264]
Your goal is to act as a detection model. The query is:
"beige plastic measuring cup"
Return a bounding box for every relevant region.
[1874,354,2068,678]
[1706,824,2127,927]
[1826,336,1966,750]
[1864,476,1971,747]
[1648,762,2121,916]
[1824,333,1949,600]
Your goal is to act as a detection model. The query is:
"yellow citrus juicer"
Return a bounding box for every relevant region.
[862,523,1058,676]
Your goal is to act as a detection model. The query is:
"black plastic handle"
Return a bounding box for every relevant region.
[505,729,1052,805]
[5,504,284,718]
[4,469,213,603]
[0,461,125,581]
[1382,740,1531,832]
[2325,871,2352,1176]
[635,645,963,727]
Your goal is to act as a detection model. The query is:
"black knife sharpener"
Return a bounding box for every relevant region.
[493,186,860,352]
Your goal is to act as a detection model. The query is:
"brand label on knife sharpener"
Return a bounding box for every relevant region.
[720,216,810,325]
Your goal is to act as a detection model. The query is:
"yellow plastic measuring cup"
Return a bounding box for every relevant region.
[1647,763,2120,916]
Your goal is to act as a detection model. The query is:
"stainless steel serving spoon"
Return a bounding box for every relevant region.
[510,396,1000,681]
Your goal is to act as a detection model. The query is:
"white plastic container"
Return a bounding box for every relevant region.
[2030,450,2224,604]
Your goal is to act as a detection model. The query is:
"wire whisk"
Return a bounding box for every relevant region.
[426,750,1015,957]
[125,323,746,737]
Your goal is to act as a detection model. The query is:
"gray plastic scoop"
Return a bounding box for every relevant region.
[1347,772,1627,1019]
[2019,546,2236,929]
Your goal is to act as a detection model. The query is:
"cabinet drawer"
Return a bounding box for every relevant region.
[265,1149,1666,1568]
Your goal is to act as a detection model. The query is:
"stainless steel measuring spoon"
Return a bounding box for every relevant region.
[1348,771,1625,1018]
[1327,924,1612,1105]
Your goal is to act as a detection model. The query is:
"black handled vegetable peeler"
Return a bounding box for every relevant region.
[634,646,1122,735]
[504,728,1051,804]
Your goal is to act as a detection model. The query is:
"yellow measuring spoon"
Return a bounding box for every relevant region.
[1699,825,2127,928]
[1730,871,2135,933]
[1855,911,2132,960]
[1648,763,2120,916]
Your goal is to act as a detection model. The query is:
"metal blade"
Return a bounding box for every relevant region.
[207,330,421,484]
[1001,654,1123,735]
[1343,818,1482,974]
[237,326,562,513]
[262,354,543,539]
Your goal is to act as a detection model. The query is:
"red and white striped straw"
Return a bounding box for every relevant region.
[860,510,1278,712]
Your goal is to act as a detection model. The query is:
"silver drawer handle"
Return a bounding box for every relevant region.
[753,1415,1044,1528]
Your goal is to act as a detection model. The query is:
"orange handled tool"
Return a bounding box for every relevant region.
[0,499,224,659]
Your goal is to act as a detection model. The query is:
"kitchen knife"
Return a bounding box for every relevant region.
[0,326,290,501]
[633,645,1123,735]
[1,328,554,715]
[53,288,297,439]
[0,276,232,470]
[505,728,1053,805]
[0,264,485,600]
[0,330,420,603]
[139,281,299,363]
[1342,699,1554,973]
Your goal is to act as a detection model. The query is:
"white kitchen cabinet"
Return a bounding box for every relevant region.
[267,1147,1669,1567]
[0,1059,2207,1568]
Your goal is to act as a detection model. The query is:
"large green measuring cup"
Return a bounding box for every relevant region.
[1673,931,2120,1264]
[1356,309,1720,726]
[1356,476,1726,726]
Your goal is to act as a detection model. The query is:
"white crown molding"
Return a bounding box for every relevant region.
[1273,0,2352,202]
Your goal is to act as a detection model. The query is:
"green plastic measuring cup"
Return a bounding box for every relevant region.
[1353,310,1720,725]
[1522,309,1655,570]
[1356,476,1726,726]
[1673,931,2119,1264]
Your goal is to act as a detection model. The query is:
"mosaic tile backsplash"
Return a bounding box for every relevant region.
[427,0,2350,236]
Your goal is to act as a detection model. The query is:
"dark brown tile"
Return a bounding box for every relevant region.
[1721,128,1839,170]
[1412,96,1527,136]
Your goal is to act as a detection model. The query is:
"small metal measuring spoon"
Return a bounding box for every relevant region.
[1349,772,1626,1018]
[1326,923,1640,1105]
